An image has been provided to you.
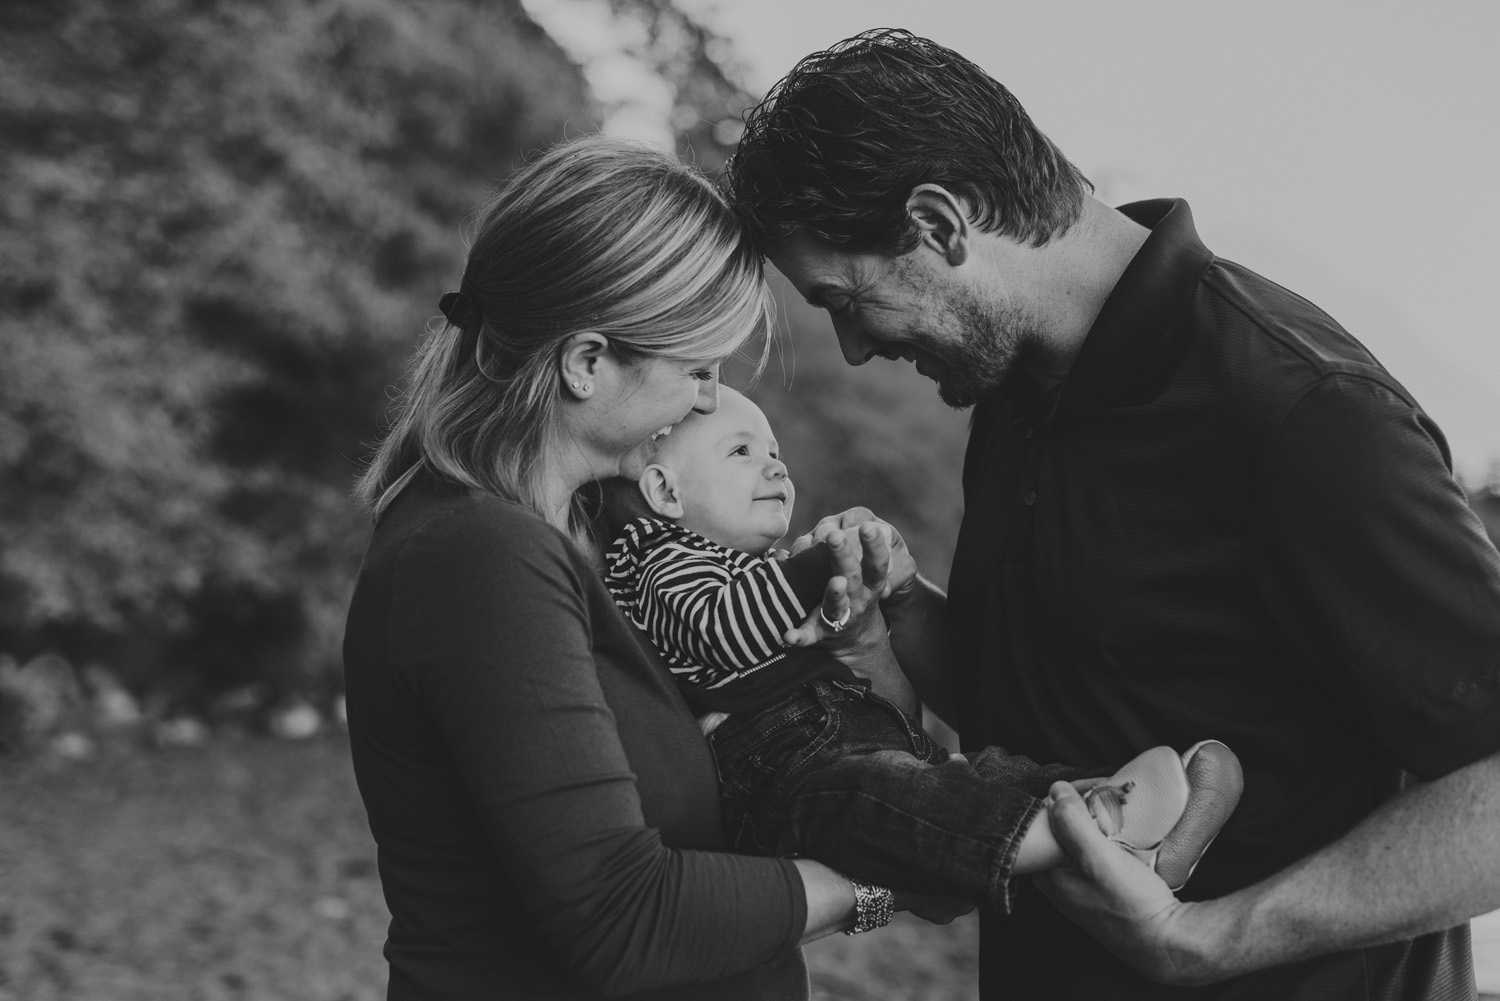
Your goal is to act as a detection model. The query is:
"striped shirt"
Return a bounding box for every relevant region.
[605,518,846,709]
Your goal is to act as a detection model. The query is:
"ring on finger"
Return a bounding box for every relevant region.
[819,607,851,633]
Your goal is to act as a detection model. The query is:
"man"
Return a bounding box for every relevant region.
[722,28,1500,1000]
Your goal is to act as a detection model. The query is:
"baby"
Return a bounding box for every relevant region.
[604,387,1242,919]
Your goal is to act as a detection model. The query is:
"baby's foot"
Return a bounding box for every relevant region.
[1085,741,1244,891]
[1082,779,1134,838]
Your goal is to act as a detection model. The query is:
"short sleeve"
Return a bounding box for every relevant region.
[1251,373,1500,778]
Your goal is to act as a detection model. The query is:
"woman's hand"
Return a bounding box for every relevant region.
[781,524,919,711]
[1034,782,1222,985]
[782,522,894,649]
[893,890,975,926]
[796,507,919,603]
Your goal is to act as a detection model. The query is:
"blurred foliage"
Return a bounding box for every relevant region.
[604,0,756,171]
[0,0,597,705]
[0,0,759,710]
[2,0,1491,717]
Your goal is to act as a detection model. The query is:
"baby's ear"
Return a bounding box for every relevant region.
[638,464,684,520]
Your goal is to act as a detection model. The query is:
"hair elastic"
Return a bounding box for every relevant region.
[438,285,482,330]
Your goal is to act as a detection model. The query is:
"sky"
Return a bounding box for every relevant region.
[526,0,1500,479]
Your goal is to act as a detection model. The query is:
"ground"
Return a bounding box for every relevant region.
[0,733,977,1001]
[1,734,1495,1000]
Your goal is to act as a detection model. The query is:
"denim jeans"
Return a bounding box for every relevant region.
[708,679,1085,913]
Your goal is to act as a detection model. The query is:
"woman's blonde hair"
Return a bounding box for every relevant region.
[354,135,773,544]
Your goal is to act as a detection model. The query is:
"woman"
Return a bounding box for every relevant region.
[343,135,927,1000]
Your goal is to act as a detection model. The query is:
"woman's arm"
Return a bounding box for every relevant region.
[795,860,975,944]
[391,507,811,994]
[785,518,936,717]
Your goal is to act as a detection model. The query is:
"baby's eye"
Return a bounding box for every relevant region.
[729,444,750,457]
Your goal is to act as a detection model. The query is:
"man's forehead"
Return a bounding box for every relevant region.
[768,233,863,294]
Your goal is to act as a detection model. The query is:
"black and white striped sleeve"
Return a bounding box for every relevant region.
[635,540,815,685]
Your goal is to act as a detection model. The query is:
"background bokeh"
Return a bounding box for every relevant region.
[1,1,1497,998]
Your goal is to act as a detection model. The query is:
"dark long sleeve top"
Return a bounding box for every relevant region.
[343,473,809,1000]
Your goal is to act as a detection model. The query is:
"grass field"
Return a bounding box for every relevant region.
[1,734,1495,1000]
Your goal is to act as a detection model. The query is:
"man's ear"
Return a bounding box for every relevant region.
[559,332,610,399]
[638,464,684,520]
[906,184,969,266]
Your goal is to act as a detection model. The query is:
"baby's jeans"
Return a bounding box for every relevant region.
[708,678,1085,913]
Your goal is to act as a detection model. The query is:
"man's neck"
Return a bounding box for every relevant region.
[1019,198,1151,389]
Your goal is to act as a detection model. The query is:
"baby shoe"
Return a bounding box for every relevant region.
[1083,740,1243,892]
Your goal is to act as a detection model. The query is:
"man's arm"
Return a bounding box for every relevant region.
[1039,374,1500,981]
[880,576,958,728]
[1038,746,1500,983]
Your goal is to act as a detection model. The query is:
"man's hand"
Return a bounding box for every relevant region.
[793,507,918,601]
[1034,782,1217,985]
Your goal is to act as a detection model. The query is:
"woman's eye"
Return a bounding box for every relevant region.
[692,368,718,382]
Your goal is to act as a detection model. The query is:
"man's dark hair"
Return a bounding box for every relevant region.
[722,28,1092,254]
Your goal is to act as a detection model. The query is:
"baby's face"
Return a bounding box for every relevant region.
[654,388,793,554]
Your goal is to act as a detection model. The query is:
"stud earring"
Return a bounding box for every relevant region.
[582,383,592,392]
[570,380,581,389]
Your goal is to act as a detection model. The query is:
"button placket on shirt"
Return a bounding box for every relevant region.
[1012,417,1044,541]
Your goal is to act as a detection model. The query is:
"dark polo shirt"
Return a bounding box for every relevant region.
[948,199,1500,1000]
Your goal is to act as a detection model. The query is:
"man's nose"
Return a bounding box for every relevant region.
[832,317,877,366]
[692,374,720,414]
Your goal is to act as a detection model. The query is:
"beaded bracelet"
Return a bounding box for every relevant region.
[844,881,895,934]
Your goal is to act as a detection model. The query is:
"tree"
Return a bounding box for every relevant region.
[0,0,588,704]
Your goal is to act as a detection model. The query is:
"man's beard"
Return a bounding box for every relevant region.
[923,284,1039,409]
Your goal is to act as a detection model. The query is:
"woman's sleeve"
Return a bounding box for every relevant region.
[389,509,806,994]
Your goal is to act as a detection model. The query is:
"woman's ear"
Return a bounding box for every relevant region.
[559,332,610,399]
[638,464,684,520]
[906,184,970,267]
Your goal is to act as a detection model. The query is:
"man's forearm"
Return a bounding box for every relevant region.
[1183,747,1500,979]
[881,575,958,728]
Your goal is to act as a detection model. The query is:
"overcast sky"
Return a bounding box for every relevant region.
[530,0,1500,477]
